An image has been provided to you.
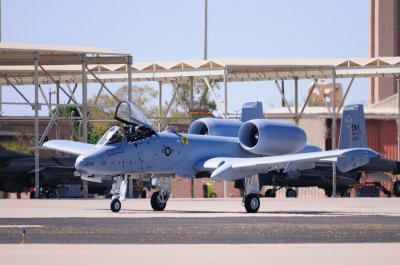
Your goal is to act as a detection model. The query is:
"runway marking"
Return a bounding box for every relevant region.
[0,225,44,228]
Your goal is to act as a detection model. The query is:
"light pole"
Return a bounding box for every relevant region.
[204,0,208,60]
[48,89,55,116]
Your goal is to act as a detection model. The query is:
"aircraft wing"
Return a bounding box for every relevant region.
[202,148,379,181]
[43,140,96,156]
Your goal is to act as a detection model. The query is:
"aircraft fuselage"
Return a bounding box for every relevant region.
[75,132,255,178]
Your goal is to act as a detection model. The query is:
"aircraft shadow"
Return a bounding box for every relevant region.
[93,208,346,216]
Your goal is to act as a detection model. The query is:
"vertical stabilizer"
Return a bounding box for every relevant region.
[338,104,367,149]
[241,102,264,122]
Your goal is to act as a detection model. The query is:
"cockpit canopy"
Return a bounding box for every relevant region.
[97,102,157,146]
[114,101,153,129]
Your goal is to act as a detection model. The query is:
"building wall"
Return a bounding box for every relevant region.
[366,119,398,160]
[370,0,400,103]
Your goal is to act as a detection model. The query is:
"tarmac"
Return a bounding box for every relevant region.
[0,198,399,264]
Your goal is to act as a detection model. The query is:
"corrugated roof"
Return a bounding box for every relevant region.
[0,42,128,56]
[0,42,130,66]
[2,51,400,85]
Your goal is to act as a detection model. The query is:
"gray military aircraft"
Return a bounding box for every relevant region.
[43,101,378,213]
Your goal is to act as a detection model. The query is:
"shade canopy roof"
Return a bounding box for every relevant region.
[1,43,400,86]
[0,42,130,66]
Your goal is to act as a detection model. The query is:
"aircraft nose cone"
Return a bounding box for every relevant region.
[75,155,86,170]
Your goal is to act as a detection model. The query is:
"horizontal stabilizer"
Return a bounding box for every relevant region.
[336,156,370,173]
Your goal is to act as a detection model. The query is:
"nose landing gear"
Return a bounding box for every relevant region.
[110,175,127,212]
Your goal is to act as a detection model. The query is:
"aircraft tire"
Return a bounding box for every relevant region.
[265,189,276,198]
[110,198,121,212]
[244,193,260,213]
[285,188,297,198]
[151,192,167,211]
[393,180,400,197]
[47,191,57,199]
[324,189,332,197]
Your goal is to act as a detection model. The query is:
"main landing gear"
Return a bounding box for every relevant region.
[243,175,261,213]
[150,177,171,211]
[264,186,297,198]
[110,175,127,212]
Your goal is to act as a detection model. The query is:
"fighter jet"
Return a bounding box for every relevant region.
[43,101,378,213]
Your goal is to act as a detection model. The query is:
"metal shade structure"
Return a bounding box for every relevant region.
[2,57,400,85]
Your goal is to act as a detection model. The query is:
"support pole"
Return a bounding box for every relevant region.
[127,56,132,102]
[274,81,293,114]
[294,77,299,124]
[337,76,355,113]
[397,77,400,161]
[158,81,162,131]
[189,77,194,110]
[294,78,299,196]
[189,77,194,198]
[128,176,133,199]
[203,78,223,117]
[224,68,228,119]
[204,0,208,60]
[34,53,40,199]
[127,56,133,199]
[0,0,2,117]
[223,67,228,198]
[81,54,88,199]
[332,69,337,197]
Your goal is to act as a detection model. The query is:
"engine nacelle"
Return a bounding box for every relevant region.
[238,119,306,155]
[188,118,243,137]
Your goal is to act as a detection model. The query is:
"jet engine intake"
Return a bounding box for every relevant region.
[188,118,242,137]
[238,119,306,155]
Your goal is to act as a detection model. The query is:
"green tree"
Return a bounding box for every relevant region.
[170,83,217,114]
[0,133,35,154]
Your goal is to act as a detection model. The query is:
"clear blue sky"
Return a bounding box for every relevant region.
[2,0,369,116]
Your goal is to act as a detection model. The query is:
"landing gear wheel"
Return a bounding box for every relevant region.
[324,189,332,197]
[265,189,276,198]
[244,193,260,213]
[285,188,297,198]
[47,191,57,199]
[110,198,121,212]
[151,191,167,211]
[393,180,400,197]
